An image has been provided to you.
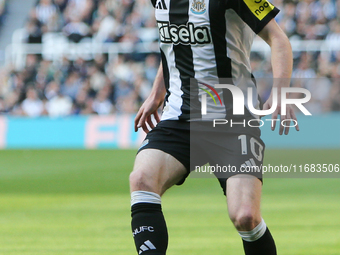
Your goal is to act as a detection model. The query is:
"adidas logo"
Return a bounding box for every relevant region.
[241,158,257,168]
[240,158,262,173]
[138,240,156,254]
[156,0,167,10]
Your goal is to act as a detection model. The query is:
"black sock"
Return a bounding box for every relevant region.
[131,203,168,255]
[242,228,276,255]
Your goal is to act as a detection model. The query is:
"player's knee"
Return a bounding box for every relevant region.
[129,170,155,192]
[230,211,260,231]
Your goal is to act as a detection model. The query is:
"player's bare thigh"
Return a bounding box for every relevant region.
[226,175,262,231]
[130,149,187,196]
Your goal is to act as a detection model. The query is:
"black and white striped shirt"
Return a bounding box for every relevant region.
[151,0,279,121]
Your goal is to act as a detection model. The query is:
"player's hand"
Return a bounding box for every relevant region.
[134,96,162,133]
[263,95,299,135]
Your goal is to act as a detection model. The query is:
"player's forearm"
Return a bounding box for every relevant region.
[258,19,293,90]
[150,63,166,105]
[269,34,293,89]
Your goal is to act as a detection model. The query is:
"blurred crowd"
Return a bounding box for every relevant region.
[0,0,7,28]
[0,52,158,116]
[0,0,156,117]
[24,0,156,44]
[0,0,339,117]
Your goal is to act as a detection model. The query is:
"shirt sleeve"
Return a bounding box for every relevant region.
[227,0,280,34]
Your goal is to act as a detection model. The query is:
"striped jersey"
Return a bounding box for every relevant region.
[151,0,279,121]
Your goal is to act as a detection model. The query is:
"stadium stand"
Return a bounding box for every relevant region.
[0,0,339,116]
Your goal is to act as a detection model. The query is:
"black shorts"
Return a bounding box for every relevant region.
[137,120,265,195]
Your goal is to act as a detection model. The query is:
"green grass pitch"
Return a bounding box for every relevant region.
[0,149,339,255]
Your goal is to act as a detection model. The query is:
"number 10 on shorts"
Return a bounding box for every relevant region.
[238,135,264,162]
